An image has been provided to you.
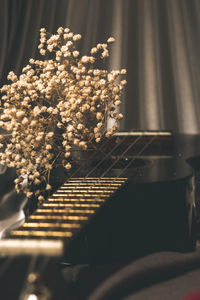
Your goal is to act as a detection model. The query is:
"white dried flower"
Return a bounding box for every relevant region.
[46,184,52,190]
[34,178,41,185]
[47,132,54,138]
[22,117,29,125]
[116,113,123,120]
[77,124,84,130]
[73,51,79,58]
[107,37,115,43]
[96,112,103,120]
[65,152,71,158]
[121,69,127,74]
[0,26,126,201]
[102,51,109,58]
[65,163,72,170]
[79,141,87,150]
[27,192,33,198]
[57,27,64,34]
[38,195,44,201]
[121,79,127,85]
[114,100,121,106]
[46,144,52,150]
[81,56,90,63]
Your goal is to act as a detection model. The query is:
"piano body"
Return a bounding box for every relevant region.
[0,131,199,299]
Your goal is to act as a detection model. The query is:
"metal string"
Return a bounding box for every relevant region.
[101,135,157,178]
[51,134,155,227]
[86,135,142,178]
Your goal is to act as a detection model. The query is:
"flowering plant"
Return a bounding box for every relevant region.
[0,27,126,201]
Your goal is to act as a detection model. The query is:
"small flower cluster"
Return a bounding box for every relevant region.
[0,27,126,200]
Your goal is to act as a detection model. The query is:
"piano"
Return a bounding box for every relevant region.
[0,131,200,299]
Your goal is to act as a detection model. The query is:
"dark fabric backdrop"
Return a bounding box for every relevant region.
[1,0,200,133]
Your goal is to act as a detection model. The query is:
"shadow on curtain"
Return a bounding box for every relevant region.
[0,0,200,133]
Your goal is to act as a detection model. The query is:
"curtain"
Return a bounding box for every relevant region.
[0,0,200,133]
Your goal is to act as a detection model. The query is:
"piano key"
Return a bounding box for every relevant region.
[35,208,95,214]
[22,222,81,229]
[11,230,73,238]
[0,239,64,256]
[50,193,111,197]
[54,190,115,193]
[29,215,88,221]
[42,203,101,208]
[60,184,120,188]
[48,198,105,203]
[62,183,123,187]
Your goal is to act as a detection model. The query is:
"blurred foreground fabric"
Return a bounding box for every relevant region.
[62,251,200,300]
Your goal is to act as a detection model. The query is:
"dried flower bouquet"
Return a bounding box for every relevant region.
[0,27,126,201]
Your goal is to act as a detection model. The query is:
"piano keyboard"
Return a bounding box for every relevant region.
[0,177,127,256]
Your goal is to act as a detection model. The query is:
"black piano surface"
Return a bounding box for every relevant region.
[1,132,200,300]
[1,132,200,256]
